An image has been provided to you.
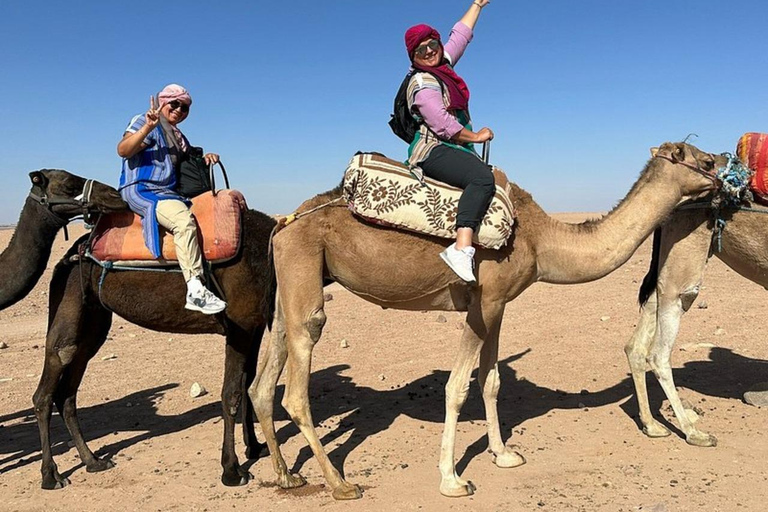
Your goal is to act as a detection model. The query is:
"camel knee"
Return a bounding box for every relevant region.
[305,308,326,343]
[482,367,501,399]
[679,284,700,312]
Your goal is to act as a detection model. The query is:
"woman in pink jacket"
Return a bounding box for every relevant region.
[404,0,493,283]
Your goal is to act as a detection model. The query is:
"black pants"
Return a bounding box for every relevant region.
[420,144,494,231]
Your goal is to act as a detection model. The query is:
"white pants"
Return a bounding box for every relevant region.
[155,199,203,282]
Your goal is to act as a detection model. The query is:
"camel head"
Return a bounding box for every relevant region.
[28,169,127,220]
[650,142,727,201]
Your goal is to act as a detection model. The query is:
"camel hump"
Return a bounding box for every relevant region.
[492,167,511,195]
[89,190,247,266]
[342,152,516,250]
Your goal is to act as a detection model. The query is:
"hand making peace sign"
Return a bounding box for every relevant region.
[145,95,161,130]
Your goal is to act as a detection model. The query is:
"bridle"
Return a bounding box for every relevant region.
[653,148,721,190]
[28,179,99,238]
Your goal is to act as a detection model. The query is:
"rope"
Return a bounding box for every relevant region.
[280,197,345,228]
[714,153,753,206]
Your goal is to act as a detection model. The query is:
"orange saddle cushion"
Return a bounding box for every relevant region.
[90,190,247,265]
[737,132,768,196]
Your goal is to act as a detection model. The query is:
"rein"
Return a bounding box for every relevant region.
[653,151,720,188]
[28,179,98,240]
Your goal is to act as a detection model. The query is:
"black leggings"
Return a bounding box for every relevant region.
[420,144,494,231]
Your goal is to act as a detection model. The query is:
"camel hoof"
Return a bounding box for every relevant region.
[439,479,476,498]
[686,431,717,447]
[331,482,363,500]
[278,472,306,489]
[86,458,115,473]
[642,421,672,438]
[493,449,526,468]
[41,474,70,490]
[221,467,251,487]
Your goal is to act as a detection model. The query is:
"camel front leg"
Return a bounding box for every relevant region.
[476,317,525,468]
[249,302,306,490]
[438,301,503,498]
[624,291,671,438]
[651,289,717,447]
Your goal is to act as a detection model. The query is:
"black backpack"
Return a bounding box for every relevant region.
[389,71,443,143]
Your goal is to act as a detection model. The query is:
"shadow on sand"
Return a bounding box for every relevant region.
[1,346,765,481]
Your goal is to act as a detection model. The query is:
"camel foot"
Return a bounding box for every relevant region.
[642,420,672,438]
[245,441,269,460]
[221,466,252,487]
[277,472,306,489]
[86,458,115,473]
[331,481,363,500]
[41,469,70,490]
[493,448,526,469]
[686,430,717,447]
[439,478,476,498]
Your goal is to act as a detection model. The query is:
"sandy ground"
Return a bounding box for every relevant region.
[1,217,767,512]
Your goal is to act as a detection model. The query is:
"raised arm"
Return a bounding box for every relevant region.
[459,0,490,31]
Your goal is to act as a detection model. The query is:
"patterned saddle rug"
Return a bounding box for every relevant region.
[89,190,247,266]
[342,153,516,250]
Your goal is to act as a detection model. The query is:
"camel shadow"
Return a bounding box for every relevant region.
[0,384,220,476]
[2,347,763,482]
[271,347,768,478]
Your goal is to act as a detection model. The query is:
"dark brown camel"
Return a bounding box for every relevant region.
[2,170,276,489]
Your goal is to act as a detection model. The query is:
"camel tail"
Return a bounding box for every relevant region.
[264,224,278,331]
[638,227,662,306]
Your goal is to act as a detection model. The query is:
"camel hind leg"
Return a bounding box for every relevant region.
[624,291,672,438]
[241,325,268,461]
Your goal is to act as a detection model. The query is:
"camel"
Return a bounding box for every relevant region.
[249,142,727,500]
[2,170,275,489]
[624,199,768,447]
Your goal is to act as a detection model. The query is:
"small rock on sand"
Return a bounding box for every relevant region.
[190,382,207,398]
[600,316,611,322]
[436,314,447,323]
[101,354,118,361]
[744,382,768,407]
[340,339,349,349]
[0,342,8,349]
[324,293,334,302]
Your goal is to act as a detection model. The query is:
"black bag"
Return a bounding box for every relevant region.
[176,146,212,198]
[388,71,419,143]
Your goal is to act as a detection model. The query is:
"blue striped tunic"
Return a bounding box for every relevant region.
[118,115,190,258]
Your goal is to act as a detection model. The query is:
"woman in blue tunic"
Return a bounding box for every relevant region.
[117,84,226,315]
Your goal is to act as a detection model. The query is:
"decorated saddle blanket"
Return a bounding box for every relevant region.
[89,189,247,266]
[342,153,516,250]
[737,132,768,203]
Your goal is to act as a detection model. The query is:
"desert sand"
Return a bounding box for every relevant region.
[1,217,767,512]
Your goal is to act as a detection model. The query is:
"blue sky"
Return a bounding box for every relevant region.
[1,1,766,224]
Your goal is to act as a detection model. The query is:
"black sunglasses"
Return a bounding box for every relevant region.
[168,100,190,113]
[414,39,440,57]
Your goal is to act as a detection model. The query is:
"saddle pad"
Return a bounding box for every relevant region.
[342,153,516,249]
[737,132,768,195]
[90,189,247,266]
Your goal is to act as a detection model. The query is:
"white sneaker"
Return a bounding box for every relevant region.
[185,287,227,314]
[439,243,476,282]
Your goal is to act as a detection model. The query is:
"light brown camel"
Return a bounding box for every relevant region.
[249,142,727,500]
[625,200,768,447]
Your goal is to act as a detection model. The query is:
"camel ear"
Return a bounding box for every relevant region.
[29,171,47,188]
[671,144,686,163]
[650,147,659,157]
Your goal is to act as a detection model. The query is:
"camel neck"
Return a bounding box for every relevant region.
[532,164,684,284]
[0,198,66,309]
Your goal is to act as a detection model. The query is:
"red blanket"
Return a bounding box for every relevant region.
[90,190,246,264]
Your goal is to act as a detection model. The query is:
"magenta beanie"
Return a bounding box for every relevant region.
[405,24,441,58]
